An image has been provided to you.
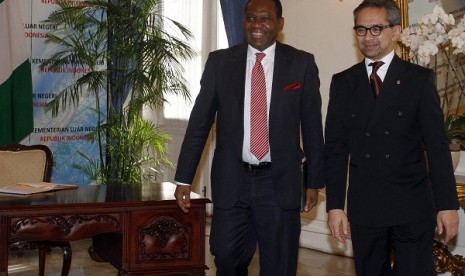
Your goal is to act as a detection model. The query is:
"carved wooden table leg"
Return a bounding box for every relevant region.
[60,242,72,276]
[88,245,107,263]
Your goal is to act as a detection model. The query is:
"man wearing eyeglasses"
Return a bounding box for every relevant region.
[324,0,460,275]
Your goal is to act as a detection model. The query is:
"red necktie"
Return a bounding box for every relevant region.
[369,61,384,98]
[250,52,269,160]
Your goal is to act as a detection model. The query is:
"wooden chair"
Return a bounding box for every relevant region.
[0,144,71,276]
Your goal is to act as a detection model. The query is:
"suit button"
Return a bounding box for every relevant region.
[384,131,390,135]
[365,132,370,137]
[365,154,370,159]
[385,154,390,159]
[398,111,403,116]
[351,113,356,118]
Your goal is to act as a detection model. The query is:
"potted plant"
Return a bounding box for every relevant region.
[444,114,465,170]
[444,114,465,149]
[40,0,195,185]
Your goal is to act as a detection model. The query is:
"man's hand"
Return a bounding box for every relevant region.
[437,210,459,244]
[302,188,319,212]
[328,209,349,243]
[174,185,192,213]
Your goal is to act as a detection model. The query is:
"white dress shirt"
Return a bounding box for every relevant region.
[242,43,275,164]
[177,43,276,186]
[364,50,395,82]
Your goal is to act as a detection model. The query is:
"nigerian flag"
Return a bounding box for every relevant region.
[0,0,33,145]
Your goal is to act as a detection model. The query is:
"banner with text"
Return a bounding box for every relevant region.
[20,0,105,185]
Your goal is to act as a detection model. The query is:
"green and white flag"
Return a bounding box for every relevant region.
[0,0,33,145]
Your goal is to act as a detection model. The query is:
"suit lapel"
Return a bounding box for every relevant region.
[270,42,287,120]
[227,45,248,103]
[368,55,408,127]
[219,44,248,159]
[352,62,375,129]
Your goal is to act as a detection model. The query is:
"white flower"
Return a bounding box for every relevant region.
[400,6,465,121]
[400,27,414,48]
[449,17,465,54]
[433,5,455,25]
[417,40,439,66]
[400,6,462,67]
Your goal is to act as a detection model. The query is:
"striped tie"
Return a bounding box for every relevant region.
[369,61,384,98]
[250,52,269,160]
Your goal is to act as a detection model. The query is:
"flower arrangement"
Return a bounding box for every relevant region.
[400,6,456,65]
[400,6,465,148]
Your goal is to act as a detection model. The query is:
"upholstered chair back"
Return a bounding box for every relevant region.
[0,144,52,187]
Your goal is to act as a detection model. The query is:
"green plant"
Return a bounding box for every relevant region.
[73,114,172,184]
[40,0,194,185]
[444,114,465,149]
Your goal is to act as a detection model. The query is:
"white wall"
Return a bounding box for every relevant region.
[281,0,361,124]
[280,0,361,256]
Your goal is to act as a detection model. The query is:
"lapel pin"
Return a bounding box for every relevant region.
[396,80,401,85]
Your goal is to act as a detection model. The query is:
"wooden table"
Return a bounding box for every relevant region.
[0,182,210,276]
[433,177,465,276]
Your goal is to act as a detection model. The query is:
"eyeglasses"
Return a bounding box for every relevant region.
[353,24,394,36]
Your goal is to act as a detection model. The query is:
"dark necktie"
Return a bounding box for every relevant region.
[250,52,269,160]
[369,61,384,98]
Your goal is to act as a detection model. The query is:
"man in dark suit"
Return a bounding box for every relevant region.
[325,0,460,275]
[173,0,324,275]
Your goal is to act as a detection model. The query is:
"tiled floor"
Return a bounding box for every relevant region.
[8,238,356,275]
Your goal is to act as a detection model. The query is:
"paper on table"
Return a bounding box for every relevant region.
[0,182,78,195]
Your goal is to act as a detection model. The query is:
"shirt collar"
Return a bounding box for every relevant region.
[364,50,395,71]
[247,42,276,61]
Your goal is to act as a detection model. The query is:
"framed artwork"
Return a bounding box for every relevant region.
[395,0,409,28]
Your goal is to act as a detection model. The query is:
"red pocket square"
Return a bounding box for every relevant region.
[283,82,302,91]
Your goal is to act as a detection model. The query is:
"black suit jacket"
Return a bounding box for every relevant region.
[175,42,324,210]
[325,55,459,226]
